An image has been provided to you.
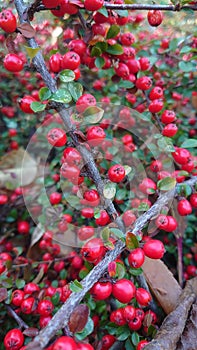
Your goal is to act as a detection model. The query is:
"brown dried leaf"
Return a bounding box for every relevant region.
[17,23,36,38]
[142,257,182,314]
[6,34,17,53]
[176,303,197,350]
[23,328,39,338]
[68,304,89,333]
[32,267,45,285]
[0,288,8,302]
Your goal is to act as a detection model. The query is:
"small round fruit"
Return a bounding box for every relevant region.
[112,279,136,303]
[53,336,77,350]
[37,299,54,316]
[147,10,163,27]
[47,128,67,147]
[61,51,80,70]
[139,178,156,195]
[91,281,112,300]
[136,340,149,350]
[49,192,62,205]
[190,193,197,208]
[143,239,165,259]
[81,238,104,263]
[162,124,178,137]
[108,164,125,183]
[177,199,192,216]
[101,334,116,349]
[0,10,17,33]
[19,95,36,114]
[136,288,152,306]
[84,0,104,11]
[4,329,24,350]
[42,0,61,8]
[86,126,106,147]
[136,76,152,90]
[128,248,145,268]
[4,54,24,72]
[76,94,96,113]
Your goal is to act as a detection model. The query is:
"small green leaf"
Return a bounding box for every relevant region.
[126,232,139,250]
[157,137,175,152]
[125,338,135,350]
[107,25,120,39]
[131,332,140,346]
[103,182,116,199]
[95,41,108,52]
[52,292,61,306]
[180,46,191,54]
[178,61,195,72]
[116,262,126,279]
[157,177,176,191]
[106,44,123,55]
[83,106,104,124]
[91,46,102,57]
[101,227,110,242]
[59,69,75,82]
[123,165,132,176]
[98,7,108,17]
[30,101,46,113]
[95,57,105,69]
[15,279,26,289]
[67,82,83,101]
[181,139,197,148]
[94,208,101,219]
[110,228,125,241]
[51,89,72,103]
[138,202,149,212]
[75,317,94,341]
[177,184,192,197]
[115,9,129,17]
[129,267,143,276]
[24,46,41,60]
[117,328,130,341]
[39,87,52,101]
[70,280,83,293]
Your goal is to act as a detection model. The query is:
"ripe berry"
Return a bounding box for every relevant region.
[121,32,135,46]
[47,128,67,147]
[136,76,152,90]
[177,199,192,216]
[162,123,178,137]
[95,210,110,226]
[86,126,106,147]
[161,110,176,124]
[49,192,62,205]
[149,86,163,100]
[148,99,163,113]
[11,290,25,307]
[4,329,24,350]
[112,279,136,303]
[139,178,156,194]
[172,148,191,165]
[122,210,136,227]
[139,57,150,71]
[0,10,17,33]
[115,63,130,79]
[150,160,162,172]
[76,94,96,113]
[24,282,40,294]
[53,336,77,350]
[37,299,54,316]
[123,305,136,322]
[77,226,95,241]
[42,0,61,9]
[0,194,8,205]
[4,54,24,73]
[101,334,116,349]
[143,239,165,259]
[49,53,62,73]
[68,39,87,57]
[61,51,80,70]
[81,238,104,263]
[63,147,81,165]
[110,309,126,326]
[147,10,163,27]
[136,288,152,306]
[91,281,112,300]
[51,0,78,17]
[84,0,104,11]
[128,248,145,268]
[128,316,142,331]
[19,95,36,114]
[81,207,94,218]
[136,340,149,350]
[127,59,141,74]
[190,193,197,208]
[21,296,35,314]
[76,343,94,350]
[61,163,83,185]
[17,221,30,234]
[108,164,125,183]
[83,189,100,206]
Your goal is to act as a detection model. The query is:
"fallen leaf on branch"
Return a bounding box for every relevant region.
[17,23,36,38]
[68,304,89,333]
[142,257,182,314]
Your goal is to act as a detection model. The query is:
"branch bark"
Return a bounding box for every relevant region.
[104,3,197,11]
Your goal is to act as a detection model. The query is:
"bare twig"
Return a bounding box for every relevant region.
[104,3,197,11]
[5,305,29,330]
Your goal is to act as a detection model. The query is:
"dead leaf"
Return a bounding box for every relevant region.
[68,304,89,333]
[17,23,36,38]
[0,148,37,189]
[32,267,45,285]
[142,257,182,314]
[30,225,45,248]
[23,328,39,338]
[0,288,8,302]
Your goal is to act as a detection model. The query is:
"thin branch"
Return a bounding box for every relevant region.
[5,305,29,330]
[104,3,197,11]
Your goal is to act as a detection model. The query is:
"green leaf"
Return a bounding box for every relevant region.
[95,42,108,53]
[94,208,101,219]
[117,327,130,341]
[129,267,143,276]
[116,262,126,279]
[70,280,83,293]
[157,177,176,191]
[131,332,140,346]
[125,338,135,350]
[51,89,72,103]
[30,101,46,113]
[181,139,197,148]
[75,317,94,341]
[178,61,195,72]
[98,7,108,17]
[123,165,132,176]
[83,106,104,124]
[59,69,75,82]
[95,57,105,69]
[101,227,110,242]
[15,279,26,289]
[157,137,175,152]
[107,25,120,39]
[126,232,139,250]
[24,46,41,60]
[177,184,192,197]
[115,9,129,17]
[103,182,116,199]
[52,292,61,306]
[138,202,149,212]
[39,87,52,101]
[180,46,191,54]
[106,44,123,55]
[67,82,83,101]
[91,46,102,57]
[110,228,125,241]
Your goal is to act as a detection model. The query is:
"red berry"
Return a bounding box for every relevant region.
[42,0,61,8]
[115,63,130,79]
[95,210,110,226]
[86,126,106,147]
[101,334,116,349]
[112,279,136,303]
[47,128,67,147]
[49,53,62,73]
[4,329,24,350]
[190,193,197,208]
[149,86,163,100]
[108,164,125,183]
[68,39,87,57]
[128,248,145,268]
[63,147,81,165]
[21,297,35,314]
[0,194,8,205]
[0,10,17,33]
[81,207,94,219]
[147,10,163,27]
[123,305,136,322]
[53,336,77,350]
[177,199,192,216]
[121,32,135,46]
[150,160,162,172]
[11,290,25,307]
[91,281,112,300]
[61,51,80,70]
[136,288,152,306]
[19,95,36,114]
[172,148,191,165]
[161,110,176,124]
[136,76,152,90]
[51,0,78,17]
[76,343,94,350]
[128,316,142,331]
[81,238,104,263]
[77,226,95,241]
[83,189,100,206]
[143,239,165,259]
[162,123,178,137]
[149,99,163,113]
[17,221,30,234]
[37,299,54,316]
[84,0,104,11]
[24,282,40,294]
[4,54,24,72]
[139,178,156,194]
[122,210,136,227]
[110,309,126,326]
[76,94,96,113]
[49,192,62,205]
[61,163,83,185]
[136,340,149,350]
[139,57,150,71]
